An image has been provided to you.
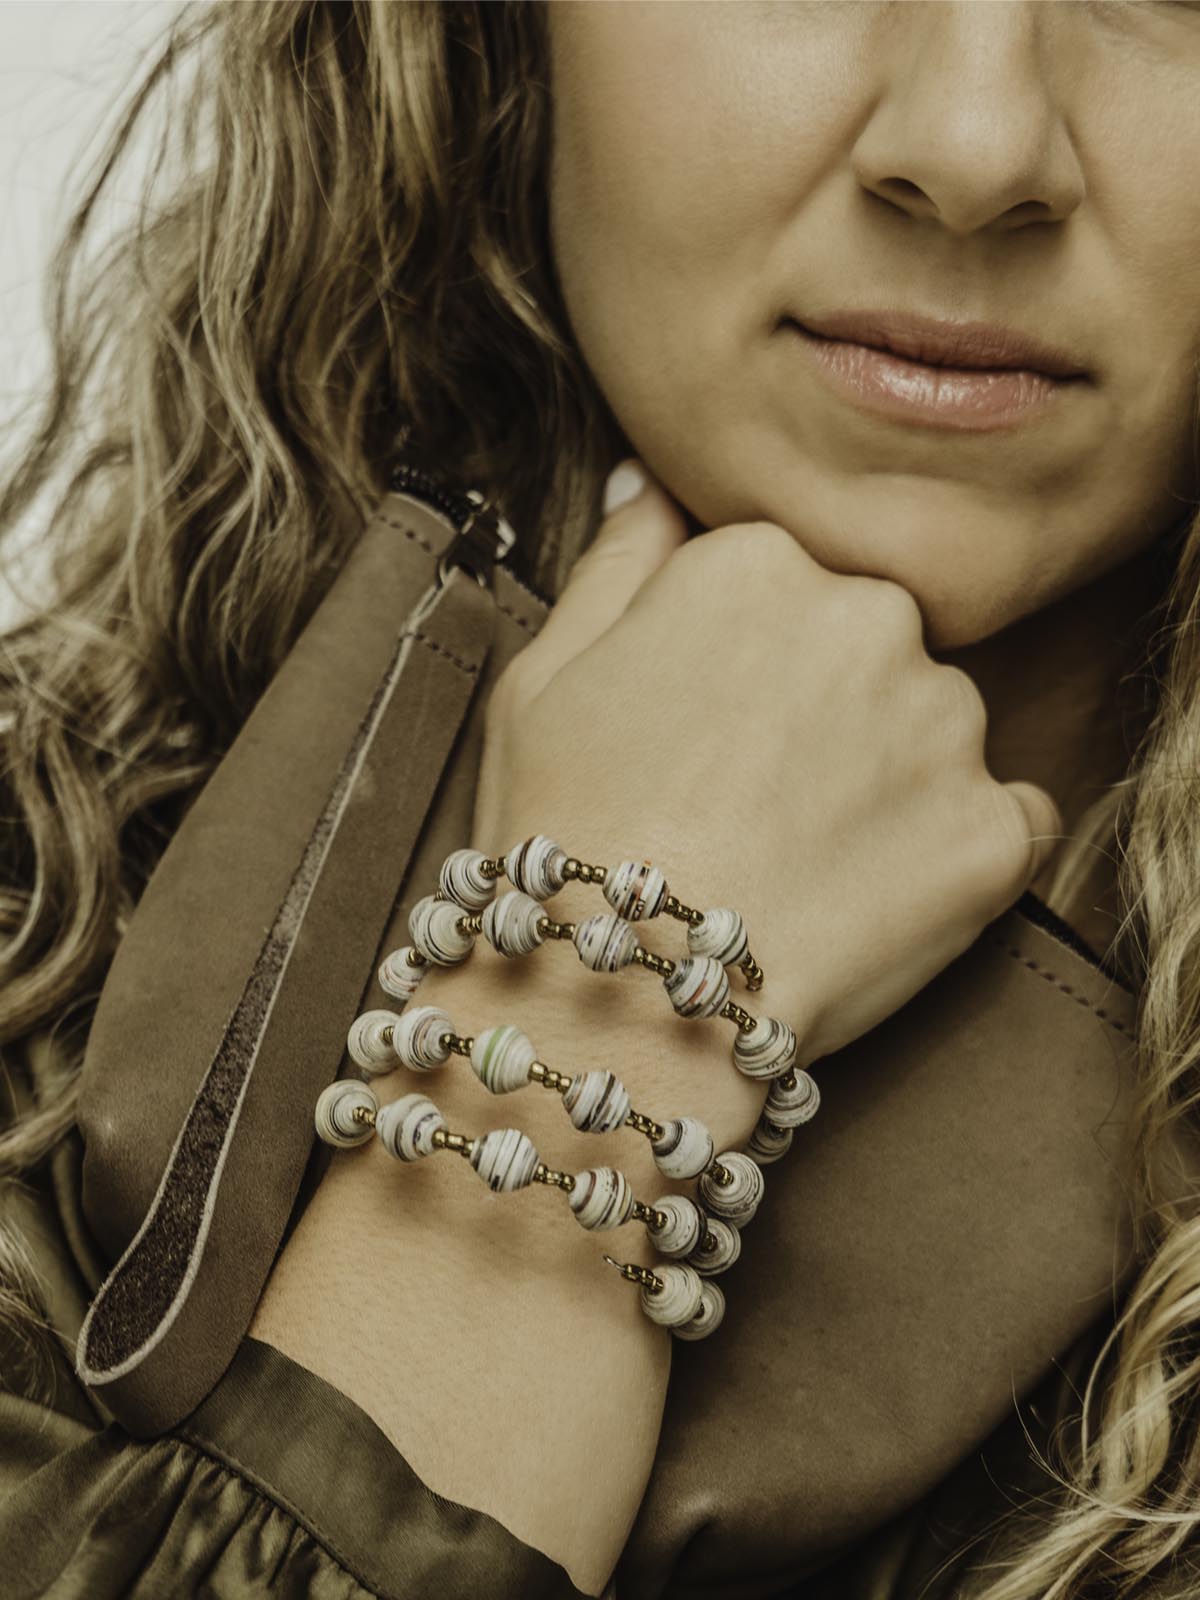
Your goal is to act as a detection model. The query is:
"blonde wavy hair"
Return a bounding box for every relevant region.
[1,4,1199,1595]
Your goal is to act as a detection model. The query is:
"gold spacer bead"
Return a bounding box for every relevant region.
[382,1024,395,1047]
[602,1254,662,1291]
[719,1000,757,1032]
[740,953,765,990]
[710,1161,733,1185]
[481,858,505,879]
[532,1164,575,1191]
[444,1033,472,1056]
[777,1067,797,1091]
[350,1104,377,1127]
[406,948,428,969]
[633,947,675,978]
[432,889,447,901]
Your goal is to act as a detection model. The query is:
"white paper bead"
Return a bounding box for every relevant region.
[731,1016,797,1081]
[663,956,729,1020]
[438,848,496,911]
[647,1195,704,1258]
[672,1279,726,1342]
[640,1262,704,1328]
[764,1068,821,1128]
[687,908,748,967]
[390,1005,454,1072]
[569,1167,635,1231]
[563,1070,632,1134]
[699,1151,764,1226]
[687,1215,742,1277]
[651,1116,715,1180]
[481,891,546,958]
[469,1127,542,1192]
[375,1093,446,1161]
[573,912,639,973]
[407,894,475,966]
[505,835,569,900]
[603,860,668,921]
[746,1120,794,1165]
[314,1080,377,1148]
[470,1025,537,1095]
[377,946,428,1005]
[347,1009,403,1076]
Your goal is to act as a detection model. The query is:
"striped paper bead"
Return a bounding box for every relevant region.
[651,1116,714,1181]
[438,848,497,911]
[699,1151,764,1227]
[375,1093,446,1162]
[687,1215,742,1277]
[731,1016,797,1081]
[377,946,428,1005]
[663,956,729,1020]
[672,1279,726,1342]
[505,835,569,900]
[562,1070,632,1134]
[640,1262,703,1328]
[469,1127,542,1192]
[347,1009,403,1076]
[746,1120,794,1165]
[469,1025,537,1095]
[764,1068,820,1128]
[569,1167,635,1231]
[407,894,475,966]
[481,890,546,958]
[314,1080,378,1148]
[647,1195,704,1258]
[686,908,748,967]
[573,912,638,973]
[391,1005,454,1072]
[603,860,668,921]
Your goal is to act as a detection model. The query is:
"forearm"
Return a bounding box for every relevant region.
[248,906,733,1596]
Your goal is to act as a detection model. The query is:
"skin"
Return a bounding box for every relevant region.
[545,0,1200,951]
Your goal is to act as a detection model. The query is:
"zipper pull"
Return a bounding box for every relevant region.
[436,489,516,590]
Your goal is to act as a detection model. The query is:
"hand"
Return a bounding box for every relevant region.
[467,460,1062,1158]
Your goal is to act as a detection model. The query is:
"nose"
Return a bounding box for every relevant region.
[848,1,1085,238]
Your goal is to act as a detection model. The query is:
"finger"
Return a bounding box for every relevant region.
[515,458,690,692]
[1003,780,1065,882]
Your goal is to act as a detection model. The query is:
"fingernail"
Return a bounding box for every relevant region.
[602,458,647,516]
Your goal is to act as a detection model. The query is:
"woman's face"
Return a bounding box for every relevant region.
[545,0,1200,649]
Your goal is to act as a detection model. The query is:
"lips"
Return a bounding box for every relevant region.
[786,311,1089,381]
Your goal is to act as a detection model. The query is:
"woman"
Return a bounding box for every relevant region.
[2,2,1198,1595]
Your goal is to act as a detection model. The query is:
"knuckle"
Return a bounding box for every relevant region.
[688,520,800,576]
[932,663,989,750]
[854,575,925,641]
[974,781,1036,907]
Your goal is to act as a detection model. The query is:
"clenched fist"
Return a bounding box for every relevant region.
[463,460,1062,1161]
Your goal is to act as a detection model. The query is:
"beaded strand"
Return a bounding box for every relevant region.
[317,836,825,1340]
[313,1078,726,1340]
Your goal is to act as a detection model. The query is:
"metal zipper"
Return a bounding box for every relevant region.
[389,460,516,590]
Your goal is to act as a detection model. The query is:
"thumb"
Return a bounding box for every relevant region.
[1003,780,1065,884]
[515,458,690,691]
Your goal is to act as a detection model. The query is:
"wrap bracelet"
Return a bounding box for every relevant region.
[312,837,822,1339]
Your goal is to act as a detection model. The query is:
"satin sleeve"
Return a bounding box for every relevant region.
[0,1333,592,1600]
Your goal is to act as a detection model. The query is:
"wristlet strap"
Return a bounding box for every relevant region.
[76,492,501,1434]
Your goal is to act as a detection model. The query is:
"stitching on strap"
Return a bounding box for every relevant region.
[408,630,482,678]
[988,935,1134,1040]
[374,513,439,558]
[494,595,540,638]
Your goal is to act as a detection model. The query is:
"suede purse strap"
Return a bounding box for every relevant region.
[76,492,500,1435]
